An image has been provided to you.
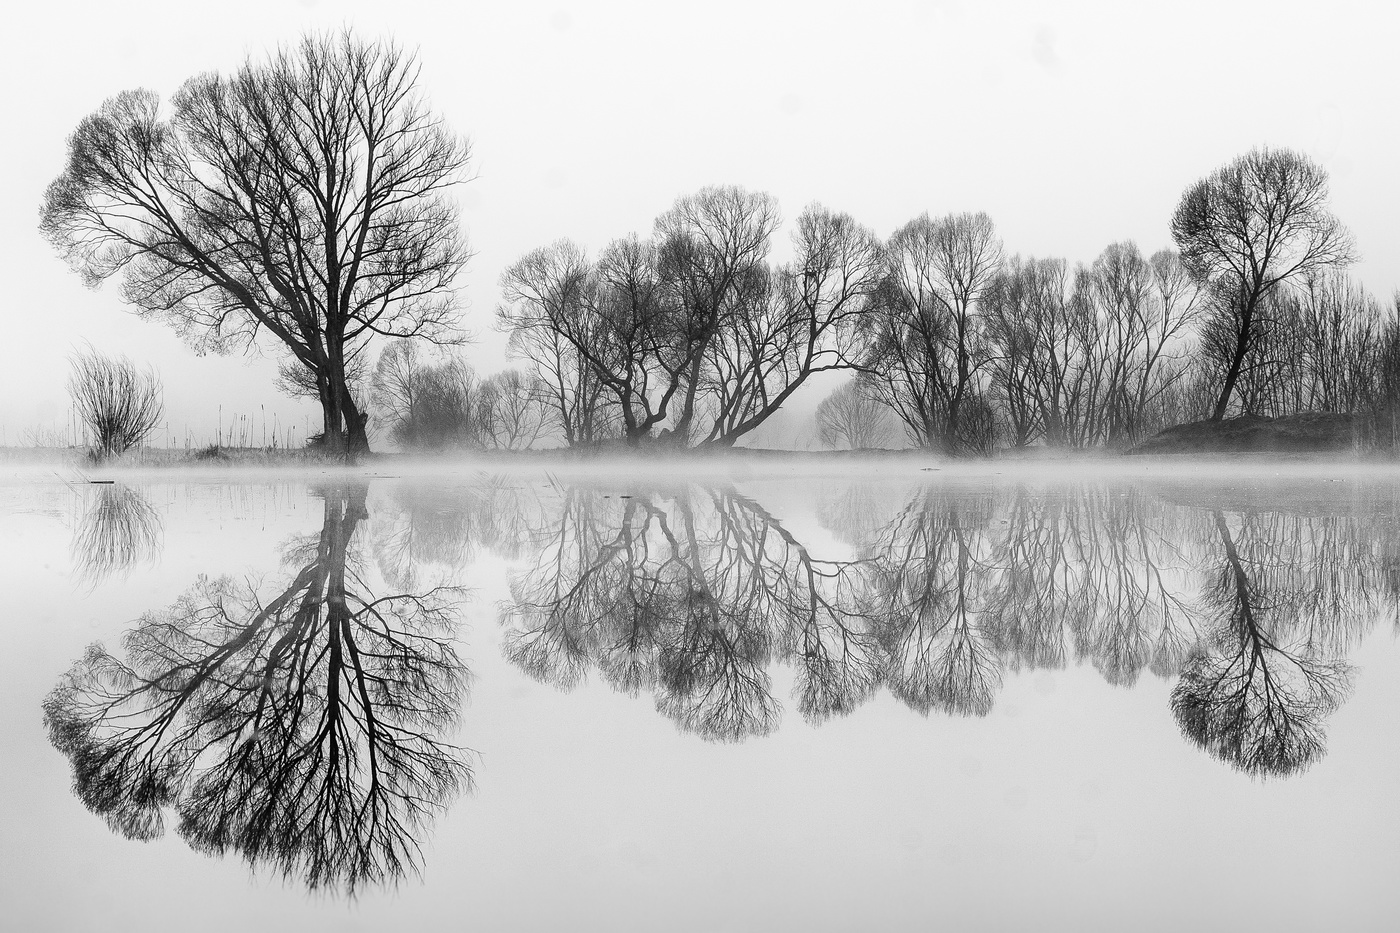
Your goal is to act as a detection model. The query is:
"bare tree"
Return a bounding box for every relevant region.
[859,212,1003,453]
[816,378,894,449]
[983,257,1099,447]
[371,340,481,449]
[499,483,876,738]
[653,186,782,443]
[498,241,614,445]
[41,33,472,458]
[71,484,163,585]
[699,204,883,447]
[1172,511,1354,776]
[1170,148,1355,421]
[67,350,164,459]
[1083,243,1202,444]
[478,369,550,450]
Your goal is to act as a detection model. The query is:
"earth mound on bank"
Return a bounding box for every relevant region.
[1127,413,1362,455]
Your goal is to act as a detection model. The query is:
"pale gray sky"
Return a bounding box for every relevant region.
[2,0,1396,446]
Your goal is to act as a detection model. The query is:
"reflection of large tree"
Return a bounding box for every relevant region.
[1172,511,1354,777]
[45,486,470,892]
[502,485,878,740]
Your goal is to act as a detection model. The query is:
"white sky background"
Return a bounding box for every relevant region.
[0,0,1396,447]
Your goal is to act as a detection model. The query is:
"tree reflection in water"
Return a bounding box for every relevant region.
[45,485,471,893]
[501,486,877,740]
[1172,510,1357,777]
[71,483,163,586]
[498,479,1388,775]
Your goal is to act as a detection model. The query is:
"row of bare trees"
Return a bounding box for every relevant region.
[495,146,1392,453]
[497,189,878,448]
[40,27,1388,457]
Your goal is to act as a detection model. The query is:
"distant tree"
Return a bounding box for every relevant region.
[1170,148,1354,421]
[653,186,782,444]
[41,33,472,458]
[67,350,164,459]
[700,204,884,446]
[478,369,551,450]
[983,256,1097,447]
[1373,294,1400,447]
[816,378,893,449]
[371,340,481,449]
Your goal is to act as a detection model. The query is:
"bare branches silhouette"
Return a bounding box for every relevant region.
[1171,148,1356,421]
[67,350,163,460]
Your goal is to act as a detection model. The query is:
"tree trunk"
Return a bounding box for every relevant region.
[343,391,370,458]
[1212,302,1254,422]
[319,337,370,461]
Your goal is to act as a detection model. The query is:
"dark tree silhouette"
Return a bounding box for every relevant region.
[1170,148,1354,421]
[44,486,471,892]
[497,191,881,448]
[41,33,472,458]
[1171,511,1353,777]
[859,212,1003,453]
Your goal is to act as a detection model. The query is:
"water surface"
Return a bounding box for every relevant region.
[3,463,1398,931]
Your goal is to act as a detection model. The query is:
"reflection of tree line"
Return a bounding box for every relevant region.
[500,482,1389,776]
[43,479,1394,892]
[46,486,470,893]
[501,486,878,738]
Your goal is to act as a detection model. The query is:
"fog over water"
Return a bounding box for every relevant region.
[2,458,1399,931]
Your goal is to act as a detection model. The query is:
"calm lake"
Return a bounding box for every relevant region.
[3,460,1399,931]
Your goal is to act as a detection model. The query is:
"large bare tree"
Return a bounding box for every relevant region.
[1170,148,1354,421]
[41,33,472,458]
